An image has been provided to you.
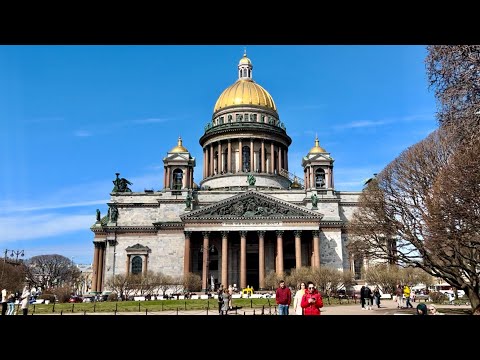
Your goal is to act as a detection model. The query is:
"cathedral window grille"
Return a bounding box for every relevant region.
[131,256,143,275]
[242,146,251,172]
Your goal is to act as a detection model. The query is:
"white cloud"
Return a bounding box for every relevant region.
[132,118,170,124]
[336,113,435,130]
[0,213,94,242]
[74,130,92,137]
[0,199,110,214]
[337,120,390,129]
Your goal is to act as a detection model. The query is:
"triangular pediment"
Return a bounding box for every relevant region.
[163,153,192,162]
[180,190,323,221]
[125,243,151,252]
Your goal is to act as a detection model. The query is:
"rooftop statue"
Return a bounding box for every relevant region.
[112,172,133,192]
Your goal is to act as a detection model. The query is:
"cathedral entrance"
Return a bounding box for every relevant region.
[246,252,259,290]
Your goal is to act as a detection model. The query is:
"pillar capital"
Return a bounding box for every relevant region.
[312,230,320,237]
[184,231,192,239]
[239,231,248,237]
[294,230,302,237]
[202,231,210,238]
[221,231,229,238]
[257,230,266,237]
[276,230,284,237]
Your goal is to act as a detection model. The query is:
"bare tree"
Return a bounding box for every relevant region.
[0,262,27,293]
[348,128,480,314]
[183,272,202,292]
[310,266,341,296]
[157,273,175,297]
[24,254,80,291]
[426,45,480,145]
[134,271,162,296]
[104,273,137,300]
[170,276,184,295]
[286,266,311,290]
[264,270,281,291]
[365,264,400,295]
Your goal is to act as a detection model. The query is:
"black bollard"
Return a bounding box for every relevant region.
[115,303,118,312]
[60,310,63,315]
[138,301,141,312]
[145,308,147,315]
[84,310,86,315]
[262,305,264,315]
[93,302,96,312]
[250,299,253,308]
[72,303,75,313]
[185,301,187,310]
[52,302,55,313]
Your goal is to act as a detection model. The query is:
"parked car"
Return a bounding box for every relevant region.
[68,296,83,303]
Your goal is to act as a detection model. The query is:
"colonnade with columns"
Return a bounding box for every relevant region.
[183,229,321,292]
[202,138,289,178]
[91,241,105,292]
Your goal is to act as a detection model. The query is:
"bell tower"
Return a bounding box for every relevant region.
[163,137,196,191]
[301,135,334,191]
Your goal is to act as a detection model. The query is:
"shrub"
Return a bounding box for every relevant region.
[51,285,74,303]
[429,291,447,304]
[107,293,118,301]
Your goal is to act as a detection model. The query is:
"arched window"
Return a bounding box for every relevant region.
[223,149,228,173]
[172,169,183,190]
[315,168,325,188]
[214,151,219,174]
[131,256,143,275]
[354,255,363,280]
[242,146,250,172]
[274,150,278,173]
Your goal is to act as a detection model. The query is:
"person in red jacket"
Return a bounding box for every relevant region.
[301,281,324,315]
[275,280,292,315]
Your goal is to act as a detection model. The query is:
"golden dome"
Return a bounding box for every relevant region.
[169,137,188,153]
[309,136,326,154]
[239,53,252,65]
[214,80,277,113]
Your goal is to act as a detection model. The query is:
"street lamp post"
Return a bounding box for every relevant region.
[4,249,25,263]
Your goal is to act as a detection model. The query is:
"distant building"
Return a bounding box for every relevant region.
[91,52,363,292]
[76,264,93,294]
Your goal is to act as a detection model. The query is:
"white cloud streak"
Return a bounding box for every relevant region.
[0,199,110,214]
[74,130,92,137]
[0,213,94,242]
[132,118,170,124]
[335,113,434,130]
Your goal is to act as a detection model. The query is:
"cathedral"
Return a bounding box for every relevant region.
[90,52,361,292]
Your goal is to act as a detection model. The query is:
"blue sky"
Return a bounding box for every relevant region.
[0,45,437,265]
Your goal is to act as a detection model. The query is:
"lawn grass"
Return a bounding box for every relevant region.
[27,296,355,315]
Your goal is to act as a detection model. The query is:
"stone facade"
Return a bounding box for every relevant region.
[90,52,362,292]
